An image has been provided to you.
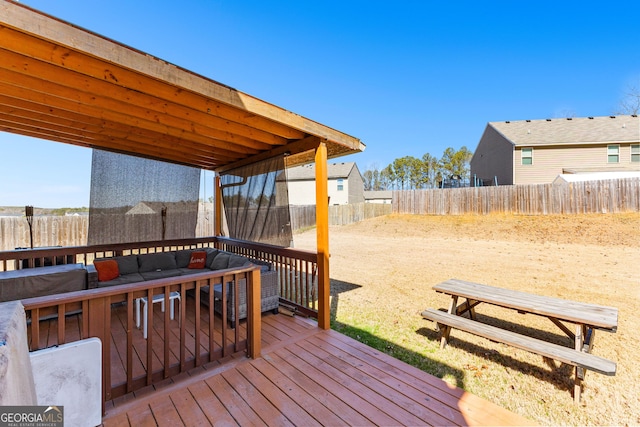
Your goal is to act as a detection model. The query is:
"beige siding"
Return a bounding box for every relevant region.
[515,143,640,184]
[286,164,365,206]
[288,180,318,205]
[470,125,514,185]
[328,178,348,204]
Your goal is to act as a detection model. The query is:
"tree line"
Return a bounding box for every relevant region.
[362,146,473,190]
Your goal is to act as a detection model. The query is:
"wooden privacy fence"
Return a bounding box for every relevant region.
[290,203,392,230]
[0,210,215,252]
[0,215,88,251]
[393,178,640,215]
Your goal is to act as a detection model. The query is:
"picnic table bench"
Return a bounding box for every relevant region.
[421,278,618,402]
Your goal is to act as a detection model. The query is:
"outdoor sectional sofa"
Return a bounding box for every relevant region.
[0,263,90,303]
[87,248,279,322]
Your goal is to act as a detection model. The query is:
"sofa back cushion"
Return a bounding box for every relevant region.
[210,252,230,270]
[228,254,251,269]
[204,248,219,267]
[174,250,193,269]
[114,255,139,275]
[94,260,120,282]
[138,253,177,273]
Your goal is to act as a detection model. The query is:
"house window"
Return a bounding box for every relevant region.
[607,145,619,163]
[632,145,640,162]
[521,147,533,165]
[337,179,344,191]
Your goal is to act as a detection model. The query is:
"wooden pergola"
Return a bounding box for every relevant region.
[0,0,364,329]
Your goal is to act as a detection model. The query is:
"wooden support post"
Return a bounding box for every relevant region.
[87,297,111,413]
[315,142,330,330]
[214,174,222,237]
[247,268,262,358]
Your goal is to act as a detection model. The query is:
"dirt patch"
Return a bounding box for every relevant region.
[294,212,640,426]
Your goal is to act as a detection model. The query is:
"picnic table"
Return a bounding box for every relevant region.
[421,278,618,402]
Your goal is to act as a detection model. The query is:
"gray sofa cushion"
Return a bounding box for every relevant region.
[97,273,145,287]
[174,250,192,269]
[228,254,251,269]
[139,270,182,281]
[203,248,219,267]
[115,255,139,275]
[138,253,177,273]
[210,252,230,270]
[0,264,88,302]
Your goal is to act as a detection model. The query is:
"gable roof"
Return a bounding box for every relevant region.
[489,115,639,147]
[364,190,392,200]
[0,1,364,172]
[285,162,360,181]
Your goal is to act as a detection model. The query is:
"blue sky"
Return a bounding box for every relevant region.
[1,0,639,207]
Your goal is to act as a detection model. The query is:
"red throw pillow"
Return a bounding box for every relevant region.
[94,260,119,282]
[188,251,207,269]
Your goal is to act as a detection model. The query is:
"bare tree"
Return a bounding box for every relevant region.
[615,84,640,115]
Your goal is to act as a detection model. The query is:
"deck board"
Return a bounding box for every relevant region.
[236,362,322,426]
[101,314,534,426]
[287,342,423,425]
[183,381,239,426]
[249,357,347,426]
[306,334,457,425]
[168,386,216,426]
[204,374,267,426]
[259,350,371,426]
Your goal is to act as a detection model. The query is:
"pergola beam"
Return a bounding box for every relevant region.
[0,0,364,327]
[0,1,365,171]
[315,143,330,329]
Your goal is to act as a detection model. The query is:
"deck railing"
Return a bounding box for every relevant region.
[2,236,318,409]
[0,237,220,271]
[21,266,261,406]
[0,236,319,317]
[216,237,319,316]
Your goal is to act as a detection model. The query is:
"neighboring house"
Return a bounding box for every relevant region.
[283,162,364,205]
[364,190,392,204]
[123,201,195,215]
[552,171,640,186]
[125,201,162,215]
[471,115,640,185]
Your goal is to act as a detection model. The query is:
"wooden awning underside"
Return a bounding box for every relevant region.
[0,1,364,172]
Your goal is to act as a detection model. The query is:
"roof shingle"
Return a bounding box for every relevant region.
[489,115,639,146]
[286,162,358,180]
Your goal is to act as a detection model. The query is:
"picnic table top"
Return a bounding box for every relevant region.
[433,279,618,331]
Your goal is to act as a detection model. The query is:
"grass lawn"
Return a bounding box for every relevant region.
[294,212,640,426]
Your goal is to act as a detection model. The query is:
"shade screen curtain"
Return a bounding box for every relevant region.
[88,150,200,245]
[220,155,292,247]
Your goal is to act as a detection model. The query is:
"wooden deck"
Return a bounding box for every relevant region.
[100,313,534,426]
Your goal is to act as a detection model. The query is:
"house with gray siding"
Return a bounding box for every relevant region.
[283,162,364,205]
[364,190,392,204]
[471,115,640,185]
